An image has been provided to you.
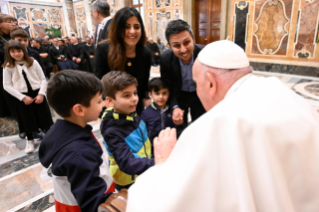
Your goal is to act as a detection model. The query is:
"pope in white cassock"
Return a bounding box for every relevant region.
[126,40,319,212]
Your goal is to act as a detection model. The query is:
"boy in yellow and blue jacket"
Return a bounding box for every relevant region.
[100,71,154,191]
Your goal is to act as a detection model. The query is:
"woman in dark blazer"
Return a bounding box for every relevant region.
[94,7,151,114]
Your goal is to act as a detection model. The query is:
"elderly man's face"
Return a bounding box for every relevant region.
[70,37,77,44]
[168,30,194,64]
[149,39,154,44]
[193,60,213,111]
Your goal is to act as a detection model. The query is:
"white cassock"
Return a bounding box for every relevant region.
[127,74,319,212]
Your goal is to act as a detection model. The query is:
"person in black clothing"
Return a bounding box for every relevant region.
[42,39,49,48]
[94,7,152,115]
[146,38,160,66]
[31,39,54,78]
[160,20,206,130]
[84,36,95,73]
[0,14,16,118]
[92,0,112,45]
[49,38,77,70]
[68,36,89,72]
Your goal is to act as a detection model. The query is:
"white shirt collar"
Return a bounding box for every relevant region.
[100,16,112,27]
[74,43,78,46]
[54,45,59,49]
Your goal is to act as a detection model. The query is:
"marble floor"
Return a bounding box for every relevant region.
[0,67,318,212]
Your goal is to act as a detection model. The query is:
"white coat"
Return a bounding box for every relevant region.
[127,74,319,212]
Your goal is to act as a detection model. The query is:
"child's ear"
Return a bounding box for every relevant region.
[105,96,114,108]
[148,92,153,99]
[72,104,85,117]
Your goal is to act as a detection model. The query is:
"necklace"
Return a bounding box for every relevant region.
[127,59,132,67]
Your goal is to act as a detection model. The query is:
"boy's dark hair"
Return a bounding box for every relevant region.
[47,70,103,118]
[101,71,138,99]
[148,77,169,92]
[10,28,29,40]
[165,19,194,45]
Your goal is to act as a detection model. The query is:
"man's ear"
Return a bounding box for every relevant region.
[206,72,216,100]
[72,104,85,117]
[105,96,115,108]
[148,92,153,100]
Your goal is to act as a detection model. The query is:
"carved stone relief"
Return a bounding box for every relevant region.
[12,6,28,21]
[30,8,47,22]
[174,0,181,6]
[156,12,171,45]
[293,0,319,58]
[48,9,61,22]
[253,0,291,55]
[76,4,86,22]
[33,23,48,39]
[78,22,88,38]
[174,9,181,20]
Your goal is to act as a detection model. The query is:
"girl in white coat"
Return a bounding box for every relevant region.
[3,40,53,153]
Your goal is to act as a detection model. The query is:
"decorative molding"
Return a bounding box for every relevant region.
[48,9,60,22]
[8,1,63,7]
[253,0,290,55]
[236,1,248,10]
[156,0,171,8]
[12,6,28,21]
[30,8,47,22]
[233,1,250,51]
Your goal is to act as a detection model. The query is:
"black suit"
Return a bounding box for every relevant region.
[27,47,46,75]
[94,18,112,44]
[84,43,95,73]
[67,44,89,72]
[49,45,68,64]
[160,44,206,126]
[94,42,152,114]
[32,46,54,78]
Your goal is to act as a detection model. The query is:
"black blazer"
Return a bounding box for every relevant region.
[27,47,46,74]
[94,42,151,99]
[49,45,68,63]
[160,44,204,108]
[94,19,112,44]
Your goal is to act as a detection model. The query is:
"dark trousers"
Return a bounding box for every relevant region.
[177,91,206,131]
[44,62,54,78]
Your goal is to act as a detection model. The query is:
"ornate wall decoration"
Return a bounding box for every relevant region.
[174,0,181,6]
[51,24,62,31]
[78,22,88,38]
[30,8,47,22]
[293,0,319,58]
[156,12,171,44]
[148,13,154,39]
[12,6,28,21]
[48,9,61,22]
[107,0,117,16]
[33,23,49,38]
[156,0,171,8]
[76,5,86,22]
[19,23,31,36]
[148,0,153,9]
[252,0,291,55]
[174,9,181,20]
[233,1,250,51]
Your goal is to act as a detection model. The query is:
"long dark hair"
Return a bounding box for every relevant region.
[107,7,146,71]
[2,40,34,68]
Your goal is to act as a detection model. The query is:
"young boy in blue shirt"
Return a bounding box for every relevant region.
[141,78,182,155]
[100,71,154,191]
[39,70,115,212]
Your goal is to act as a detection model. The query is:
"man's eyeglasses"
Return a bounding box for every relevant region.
[5,20,18,25]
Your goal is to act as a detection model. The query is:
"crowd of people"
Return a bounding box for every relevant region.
[1,0,319,211]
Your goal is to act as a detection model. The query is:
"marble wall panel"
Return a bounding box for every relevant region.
[30,8,48,22]
[75,4,86,22]
[12,6,28,21]
[67,8,77,33]
[174,9,181,20]
[148,13,155,39]
[156,12,171,44]
[252,0,292,55]
[156,0,171,8]
[0,117,18,137]
[48,8,61,22]
[16,193,55,212]
[233,1,250,51]
[19,23,31,37]
[174,0,181,6]
[33,23,49,39]
[107,0,117,16]
[293,0,319,58]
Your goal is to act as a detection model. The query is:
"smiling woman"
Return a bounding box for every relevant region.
[94,7,152,115]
